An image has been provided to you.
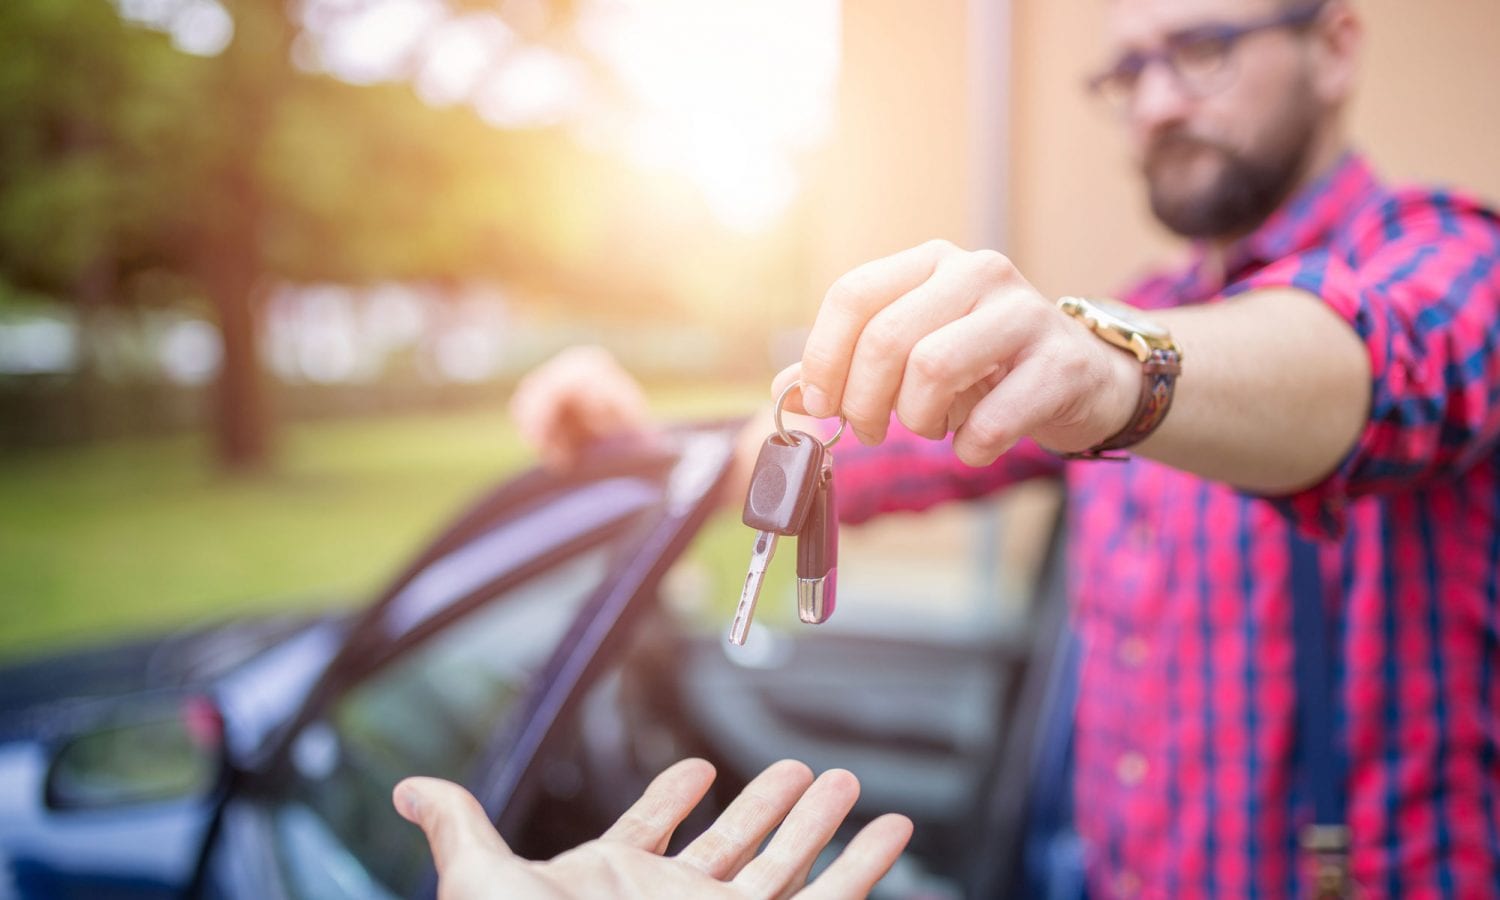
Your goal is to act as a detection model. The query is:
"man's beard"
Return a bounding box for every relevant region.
[1144,106,1319,240]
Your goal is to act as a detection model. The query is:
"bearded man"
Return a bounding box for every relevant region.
[422,0,1500,895]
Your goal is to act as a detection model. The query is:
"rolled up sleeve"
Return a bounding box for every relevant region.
[1224,191,1500,537]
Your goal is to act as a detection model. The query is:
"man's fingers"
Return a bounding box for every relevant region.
[890,293,1040,439]
[731,768,861,897]
[677,759,815,879]
[840,260,990,444]
[770,365,846,439]
[392,777,513,874]
[944,377,1002,437]
[508,374,561,450]
[577,353,652,435]
[800,241,950,419]
[600,758,717,853]
[951,355,1085,466]
[797,814,914,900]
[771,364,804,411]
[508,346,653,471]
[510,372,588,470]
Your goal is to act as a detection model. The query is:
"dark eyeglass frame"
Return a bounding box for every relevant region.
[1086,0,1329,105]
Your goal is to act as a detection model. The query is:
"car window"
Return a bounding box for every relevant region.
[378,476,660,638]
[274,545,615,898]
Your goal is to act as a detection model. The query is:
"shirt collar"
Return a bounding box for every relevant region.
[1180,152,1381,297]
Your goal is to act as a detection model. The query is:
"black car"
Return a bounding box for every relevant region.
[0,420,1081,899]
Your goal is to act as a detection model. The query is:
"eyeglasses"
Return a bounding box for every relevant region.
[1086,0,1328,112]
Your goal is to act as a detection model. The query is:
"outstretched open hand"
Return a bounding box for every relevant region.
[393,758,913,900]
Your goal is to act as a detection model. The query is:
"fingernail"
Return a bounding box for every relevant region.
[801,384,832,418]
[394,783,421,820]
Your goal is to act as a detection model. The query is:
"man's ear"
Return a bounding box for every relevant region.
[1308,0,1363,105]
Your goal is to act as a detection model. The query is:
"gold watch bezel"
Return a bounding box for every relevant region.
[1057,296,1180,363]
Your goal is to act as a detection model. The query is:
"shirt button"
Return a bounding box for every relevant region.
[1117,751,1148,786]
[1115,870,1142,897]
[1118,635,1148,668]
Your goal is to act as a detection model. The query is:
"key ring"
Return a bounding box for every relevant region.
[774,381,847,449]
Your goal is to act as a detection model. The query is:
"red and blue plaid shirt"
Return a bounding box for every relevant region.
[830,154,1500,897]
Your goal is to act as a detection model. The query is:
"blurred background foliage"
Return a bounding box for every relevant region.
[0,0,835,656]
[0,0,825,464]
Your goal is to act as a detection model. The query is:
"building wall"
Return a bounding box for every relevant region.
[807,0,972,297]
[816,1,1500,302]
[1009,0,1500,297]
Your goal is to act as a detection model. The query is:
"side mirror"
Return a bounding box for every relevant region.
[45,695,225,811]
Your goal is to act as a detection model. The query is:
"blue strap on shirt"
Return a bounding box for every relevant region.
[1288,531,1352,896]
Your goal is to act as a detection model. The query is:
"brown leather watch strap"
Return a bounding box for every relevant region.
[1061,347,1182,461]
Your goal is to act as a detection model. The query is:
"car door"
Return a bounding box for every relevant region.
[486,462,1076,898]
[197,424,740,900]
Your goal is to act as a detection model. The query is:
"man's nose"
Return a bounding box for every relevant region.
[1128,58,1194,134]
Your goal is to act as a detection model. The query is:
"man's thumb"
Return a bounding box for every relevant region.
[393,776,513,871]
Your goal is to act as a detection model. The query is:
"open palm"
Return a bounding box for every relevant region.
[394,758,914,900]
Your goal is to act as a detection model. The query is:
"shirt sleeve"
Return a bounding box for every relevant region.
[826,416,1063,525]
[1223,190,1500,538]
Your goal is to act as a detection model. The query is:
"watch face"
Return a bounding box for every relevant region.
[1084,297,1170,339]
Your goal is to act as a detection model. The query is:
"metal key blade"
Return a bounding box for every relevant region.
[730,530,779,645]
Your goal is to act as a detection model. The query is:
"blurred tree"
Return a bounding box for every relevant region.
[0,1,208,430]
[0,0,569,469]
[183,0,673,470]
[0,0,779,468]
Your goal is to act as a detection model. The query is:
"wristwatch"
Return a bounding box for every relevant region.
[1055,296,1183,460]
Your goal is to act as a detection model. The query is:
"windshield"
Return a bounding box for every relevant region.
[273,540,619,898]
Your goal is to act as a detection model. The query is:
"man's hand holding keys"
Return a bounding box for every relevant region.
[773,239,1142,465]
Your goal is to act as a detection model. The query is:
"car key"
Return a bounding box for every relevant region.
[796,455,837,624]
[729,430,825,645]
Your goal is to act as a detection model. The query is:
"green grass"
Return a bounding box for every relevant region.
[0,382,771,661]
